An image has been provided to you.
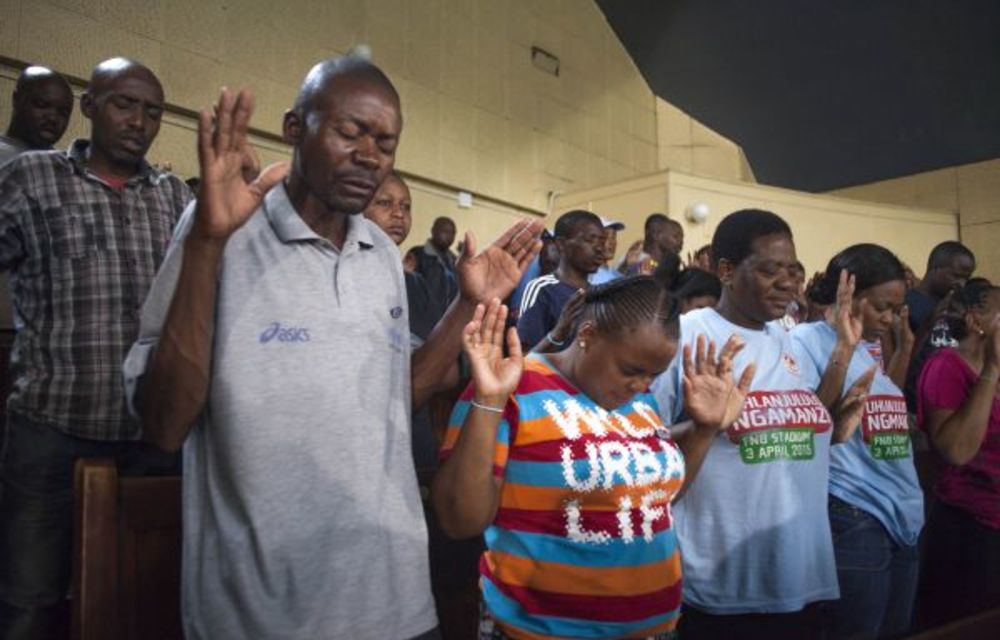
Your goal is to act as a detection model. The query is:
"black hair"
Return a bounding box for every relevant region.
[711,209,792,269]
[580,276,681,339]
[432,216,455,229]
[554,210,603,239]
[927,241,975,271]
[672,268,722,303]
[936,277,999,341]
[644,213,670,235]
[811,243,905,305]
[694,244,712,259]
[651,252,682,289]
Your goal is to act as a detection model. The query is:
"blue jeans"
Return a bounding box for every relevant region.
[827,496,919,639]
[0,412,179,640]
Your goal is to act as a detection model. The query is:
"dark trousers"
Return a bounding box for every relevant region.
[677,602,828,640]
[826,496,919,639]
[0,412,179,640]
[916,501,1000,630]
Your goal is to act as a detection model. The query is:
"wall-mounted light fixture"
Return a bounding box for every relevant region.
[686,202,710,224]
[531,46,560,77]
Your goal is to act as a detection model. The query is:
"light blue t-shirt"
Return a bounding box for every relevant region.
[790,321,925,546]
[651,307,838,614]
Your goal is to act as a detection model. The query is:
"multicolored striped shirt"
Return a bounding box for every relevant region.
[442,354,685,639]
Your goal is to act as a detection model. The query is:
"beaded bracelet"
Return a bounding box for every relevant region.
[470,399,504,414]
[546,332,567,347]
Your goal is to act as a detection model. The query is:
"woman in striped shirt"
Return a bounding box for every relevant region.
[433,276,754,640]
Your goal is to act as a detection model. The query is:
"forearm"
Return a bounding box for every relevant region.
[674,422,716,499]
[137,235,225,451]
[431,402,504,538]
[931,371,998,465]
[817,342,854,409]
[411,296,478,408]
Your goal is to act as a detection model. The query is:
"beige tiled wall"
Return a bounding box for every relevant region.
[828,158,1000,282]
[0,0,752,246]
[655,98,754,183]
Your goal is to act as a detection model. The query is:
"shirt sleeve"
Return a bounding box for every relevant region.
[651,345,685,425]
[439,381,514,478]
[919,351,972,414]
[517,286,553,350]
[0,159,28,271]
[122,201,197,418]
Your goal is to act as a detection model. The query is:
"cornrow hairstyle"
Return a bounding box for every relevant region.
[936,277,999,341]
[812,243,906,305]
[554,210,603,239]
[580,276,681,339]
[711,209,791,270]
[672,268,722,303]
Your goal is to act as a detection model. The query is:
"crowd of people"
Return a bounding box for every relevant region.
[0,53,996,640]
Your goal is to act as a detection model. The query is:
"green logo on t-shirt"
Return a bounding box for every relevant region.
[861,395,911,460]
[739,428,815,463]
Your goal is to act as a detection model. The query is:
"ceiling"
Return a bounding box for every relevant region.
[596,0,1000,192]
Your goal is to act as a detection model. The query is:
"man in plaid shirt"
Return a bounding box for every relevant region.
[0,58,191,639]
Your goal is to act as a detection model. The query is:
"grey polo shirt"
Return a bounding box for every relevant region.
[124,184,436,639]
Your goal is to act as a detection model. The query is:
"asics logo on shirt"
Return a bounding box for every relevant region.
[259,322,311,343]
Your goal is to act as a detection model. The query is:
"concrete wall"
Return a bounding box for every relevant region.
[555,170,957,276]
[0,0,755,250]
[828,158,1000,282]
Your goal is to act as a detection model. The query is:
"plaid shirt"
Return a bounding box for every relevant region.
[0,140,191,440]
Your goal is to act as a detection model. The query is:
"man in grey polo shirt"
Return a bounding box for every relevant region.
[124,57,540,639]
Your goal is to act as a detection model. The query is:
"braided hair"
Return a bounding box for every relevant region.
[579,276,681,339]
[935,278,1000,341]
[810,243,905,305]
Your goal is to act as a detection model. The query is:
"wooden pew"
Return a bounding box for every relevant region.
[72,459,183,640]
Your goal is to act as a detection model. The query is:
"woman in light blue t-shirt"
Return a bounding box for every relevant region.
[791,244,924,639]
[652,210,868,640]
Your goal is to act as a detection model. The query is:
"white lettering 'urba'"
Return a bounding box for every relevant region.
[561,439,681,492]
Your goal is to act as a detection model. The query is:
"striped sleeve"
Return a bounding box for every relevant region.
[440,381,517,478]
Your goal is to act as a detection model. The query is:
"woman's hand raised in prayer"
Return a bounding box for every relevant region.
[463,299,524,408]
[683,334,757,433]
[829,269,866,350]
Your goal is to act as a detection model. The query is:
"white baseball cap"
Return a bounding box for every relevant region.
[600,217,625,231]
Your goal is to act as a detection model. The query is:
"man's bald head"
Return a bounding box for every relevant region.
[293,57,399,119]
[87,57,163,101]
[15,66,71,95]
[7,65,73,149]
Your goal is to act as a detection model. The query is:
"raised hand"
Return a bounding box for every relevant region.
[550,289,586,344]
[682,334,757,431]
[984,315,1000,375]
[195,88,288,242]
[832,365,876,443]
[456,219,544,304]
[893,305,915,351]
[463,299,524,404]
[830,269,865,349]
[618,240,643,273]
